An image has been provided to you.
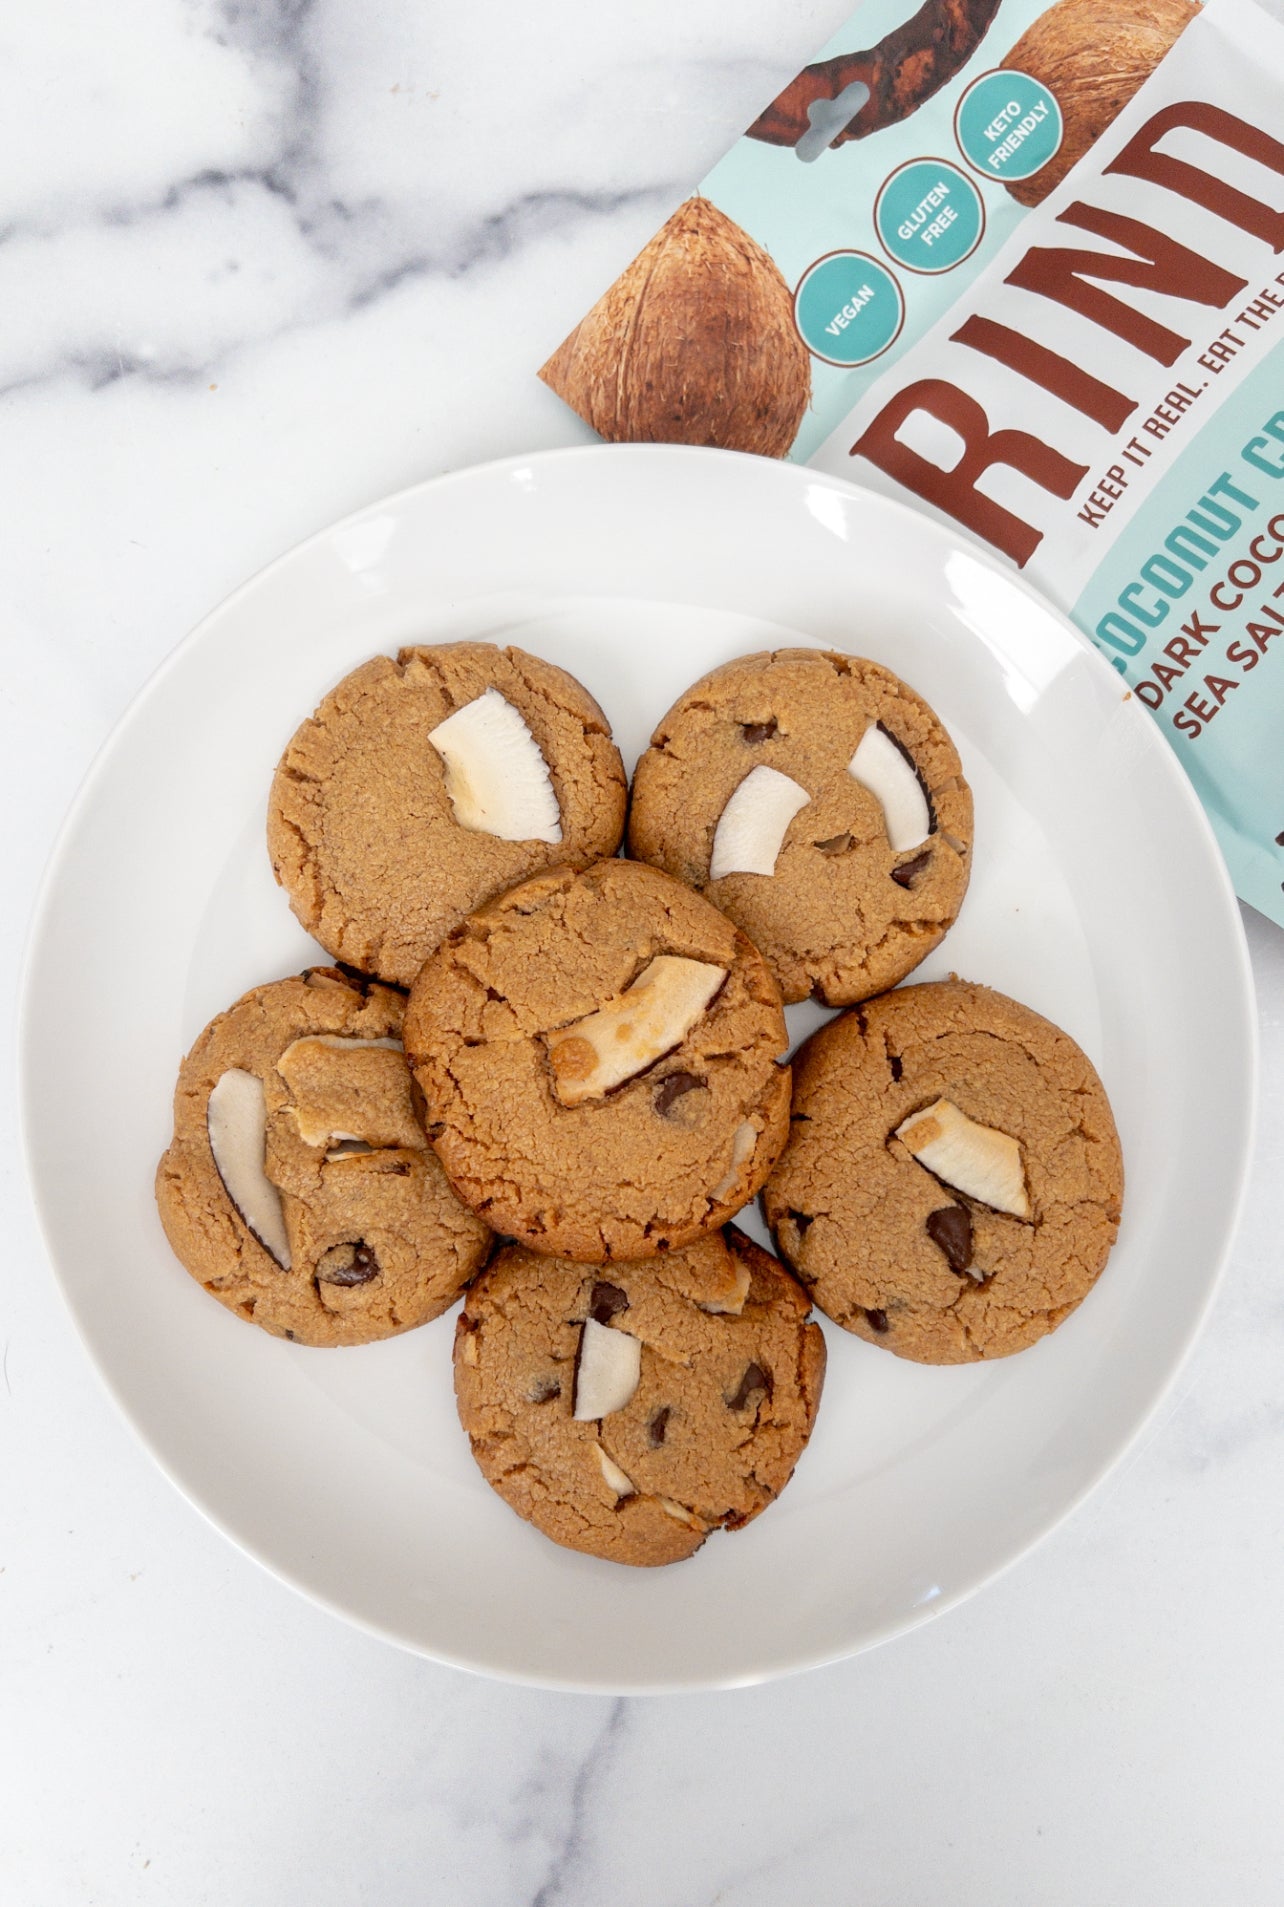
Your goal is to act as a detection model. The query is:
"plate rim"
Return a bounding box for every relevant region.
[19,441,1260,1692]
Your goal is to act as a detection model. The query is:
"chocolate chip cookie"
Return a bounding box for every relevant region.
[455,1228,826,1565]
[763,979,1123,1363]
[627,648,972,1004]
[404,859,792,1260]
[268,643,627,986]
[155,967,492,1346]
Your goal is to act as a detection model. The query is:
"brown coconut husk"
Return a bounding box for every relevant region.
[1001,0,1198,205]
[540,197,811,460]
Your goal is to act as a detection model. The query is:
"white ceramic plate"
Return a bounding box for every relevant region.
[22,445,1255,1692]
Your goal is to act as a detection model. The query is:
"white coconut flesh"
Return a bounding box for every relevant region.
[573,1318,643,1420]
[848,725,931,853]
[206,1068,292,1267]
[545,955,727,1106]
[895,1097,1030,1219]
[698,1255,751,1316]
[709,765,811,879]
[709,1121,757,1204]
[592,1445,636,1499]
[428,688,562,842]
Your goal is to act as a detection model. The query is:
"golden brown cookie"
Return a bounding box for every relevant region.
[763,979,1123,1363]
[155,967,492,1346]
[454,1228,826,1566]
[404,859,792,1261]
[627,648,972,1004]
[268,643,627,986]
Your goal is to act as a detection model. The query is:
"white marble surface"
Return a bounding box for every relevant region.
[4,1,1284,1898]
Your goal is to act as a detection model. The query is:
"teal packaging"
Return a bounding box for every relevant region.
[542,0,1284,925]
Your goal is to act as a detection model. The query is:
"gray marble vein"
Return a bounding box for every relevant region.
[528,1699,629,1906]
[4,0,828,403]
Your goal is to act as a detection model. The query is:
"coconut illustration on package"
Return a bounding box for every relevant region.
[539,198,811,459]
[999,0,1198,204]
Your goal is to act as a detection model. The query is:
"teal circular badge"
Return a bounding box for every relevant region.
[954,69,1063,186]
[793,252,905,367]
[874,160,985,274]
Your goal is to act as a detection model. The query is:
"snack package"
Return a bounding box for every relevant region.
[541,0,1284,924]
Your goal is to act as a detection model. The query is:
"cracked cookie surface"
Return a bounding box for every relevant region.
[763,979,1123,1363]
[155,967,492,1346]
[627,648,972,1004]
[268,643,627,986]
[455,1229,826,1566]
[404,859,792,1261]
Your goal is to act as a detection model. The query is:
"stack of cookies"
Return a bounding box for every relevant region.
[156,642,1123,1567]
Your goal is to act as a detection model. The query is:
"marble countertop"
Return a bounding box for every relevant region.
[5,1,1283,1899]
